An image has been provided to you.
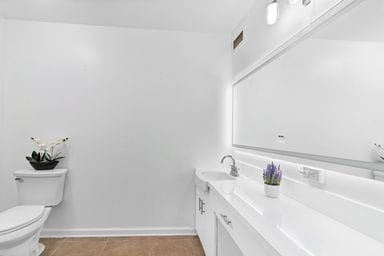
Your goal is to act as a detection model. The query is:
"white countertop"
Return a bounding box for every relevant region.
[203,172,384,256]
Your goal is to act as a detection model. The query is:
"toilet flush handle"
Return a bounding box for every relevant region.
[15,177,24,182]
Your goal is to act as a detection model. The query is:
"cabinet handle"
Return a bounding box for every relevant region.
[220,214,232,225]
[198,198,202,212]
[201,201,206,214]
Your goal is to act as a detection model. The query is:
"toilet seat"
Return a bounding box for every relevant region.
[0,205,45,235]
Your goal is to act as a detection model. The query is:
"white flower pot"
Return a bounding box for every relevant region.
[264,184,280,198]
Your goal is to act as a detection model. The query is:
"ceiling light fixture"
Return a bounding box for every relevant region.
[266,0,279,25]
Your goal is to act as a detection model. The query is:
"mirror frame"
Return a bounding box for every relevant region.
[232,0,384,173]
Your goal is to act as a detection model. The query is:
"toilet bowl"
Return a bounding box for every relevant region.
[0,169,67,256]
[0,206,51,256]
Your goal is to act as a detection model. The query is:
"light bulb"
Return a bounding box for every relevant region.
[266,0,279,25]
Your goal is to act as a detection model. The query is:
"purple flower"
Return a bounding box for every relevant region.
[263,162,282,186]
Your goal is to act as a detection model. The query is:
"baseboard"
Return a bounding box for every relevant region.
[41,227,197,238]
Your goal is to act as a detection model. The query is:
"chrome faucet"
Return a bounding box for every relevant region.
[220,155,239,177]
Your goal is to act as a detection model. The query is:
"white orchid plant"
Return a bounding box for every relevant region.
[26,137,70,163]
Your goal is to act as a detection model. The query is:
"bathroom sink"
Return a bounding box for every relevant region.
[217,180,236,194]
[195,170,235,192]
[201,171,235,181]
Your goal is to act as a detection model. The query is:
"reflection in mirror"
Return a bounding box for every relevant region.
[233,0,384,178]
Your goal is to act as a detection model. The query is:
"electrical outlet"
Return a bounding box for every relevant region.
[299,165,326,184]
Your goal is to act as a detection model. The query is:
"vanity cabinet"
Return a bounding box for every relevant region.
[195,186,274,256]
[195,187,215,256]
[213,193,272,256]
[217,216,244,256]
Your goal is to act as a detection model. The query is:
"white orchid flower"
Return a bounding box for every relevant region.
[38,143,47,151]
[31,136,69,153]
[57,137,69,145]
[31,137,42,145]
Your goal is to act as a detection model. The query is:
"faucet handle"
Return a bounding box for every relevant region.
[230,164,240,178]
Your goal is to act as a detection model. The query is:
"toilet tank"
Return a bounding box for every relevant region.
[14,169,68,206]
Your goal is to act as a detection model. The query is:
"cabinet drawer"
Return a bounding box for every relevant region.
[213,194,272,256]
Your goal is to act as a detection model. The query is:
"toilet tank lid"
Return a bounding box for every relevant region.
[14,169,68,178]
[0,205,45,235]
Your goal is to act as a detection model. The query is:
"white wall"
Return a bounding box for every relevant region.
[0,19,231,234]
[231,0,352,82]
[0,16,4,209]
[232,0,314,80]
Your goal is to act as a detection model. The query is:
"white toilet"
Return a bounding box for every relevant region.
[0,169,67,256]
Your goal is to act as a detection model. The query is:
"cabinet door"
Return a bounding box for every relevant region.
[195,188,205,236]
[195,187,215,256]
[214,197,273,256]
[217,217,244,256]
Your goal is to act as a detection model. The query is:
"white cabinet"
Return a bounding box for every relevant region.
[217,217,244,256]
[195,187,215,256]
[213,194,273,256]
[196,187,275,256]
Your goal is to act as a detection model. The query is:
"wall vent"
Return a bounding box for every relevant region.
[233,31,244,50]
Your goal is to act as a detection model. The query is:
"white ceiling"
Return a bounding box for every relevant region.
[0,0,256,34]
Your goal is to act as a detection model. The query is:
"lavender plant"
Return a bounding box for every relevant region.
[263,162,282,186]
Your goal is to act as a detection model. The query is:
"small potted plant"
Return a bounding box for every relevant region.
[26,137,69,170]
[263,162,282,198]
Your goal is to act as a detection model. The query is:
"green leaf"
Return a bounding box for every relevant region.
[53,152,62,158]
[31,151,41,161]
[45,153,52,161]
[26,156,38,163]
[38,152,43,161]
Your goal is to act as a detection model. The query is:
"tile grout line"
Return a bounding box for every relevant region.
[96,237,109,256]
[48,238,66,256]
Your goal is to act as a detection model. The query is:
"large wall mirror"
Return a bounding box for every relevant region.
[233,0,384,173]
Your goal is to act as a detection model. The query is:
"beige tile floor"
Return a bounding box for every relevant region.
[41,236,205,256]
